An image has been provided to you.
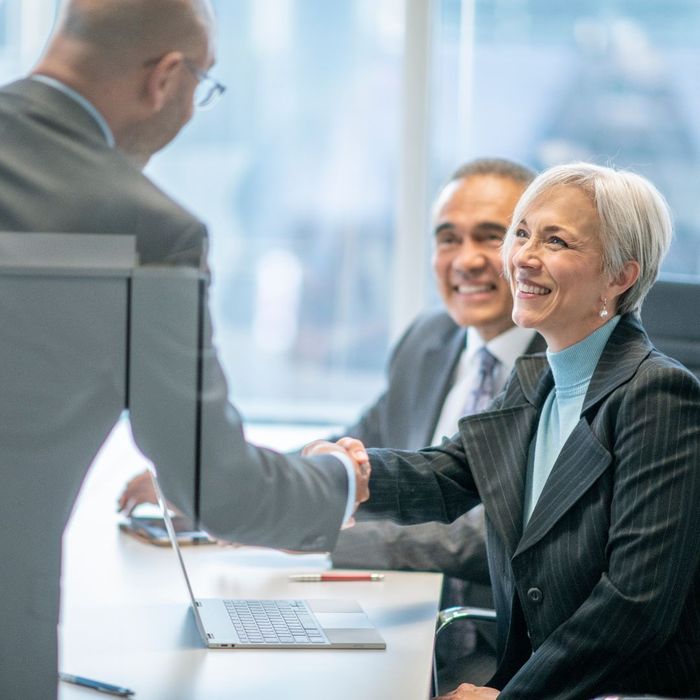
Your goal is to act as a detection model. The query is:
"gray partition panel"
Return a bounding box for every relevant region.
[0,232,136,269]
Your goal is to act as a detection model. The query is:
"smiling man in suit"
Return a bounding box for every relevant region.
[330,158,543,687]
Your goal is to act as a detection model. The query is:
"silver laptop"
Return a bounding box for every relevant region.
[151,471,386,650]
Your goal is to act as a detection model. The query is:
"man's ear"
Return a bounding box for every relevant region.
[607,260,640,310]
[144,51,184,112]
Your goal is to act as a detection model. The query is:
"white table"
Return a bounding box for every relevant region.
[59,421,442,700]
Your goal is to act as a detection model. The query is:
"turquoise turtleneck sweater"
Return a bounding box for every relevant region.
[523,316,621,526]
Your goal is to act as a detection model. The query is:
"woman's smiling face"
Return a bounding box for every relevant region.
[506,184,613,351]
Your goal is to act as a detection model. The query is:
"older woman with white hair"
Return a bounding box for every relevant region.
[308,162,700,698]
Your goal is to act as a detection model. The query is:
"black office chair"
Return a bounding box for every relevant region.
[641,273,700,378]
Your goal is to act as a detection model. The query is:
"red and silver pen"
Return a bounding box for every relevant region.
[288,572,384,582]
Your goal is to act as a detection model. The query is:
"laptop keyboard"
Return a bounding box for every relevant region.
[224,599,329,645]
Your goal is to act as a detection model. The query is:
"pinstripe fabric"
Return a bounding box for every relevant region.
[363,313,700,699]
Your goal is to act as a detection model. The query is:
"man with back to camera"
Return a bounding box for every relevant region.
[0,1,368,697]
[329,158,544,688]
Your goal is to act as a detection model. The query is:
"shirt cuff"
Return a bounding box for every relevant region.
[331,453,357,526]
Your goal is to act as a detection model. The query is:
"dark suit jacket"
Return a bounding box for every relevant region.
[332,310,545,585]
[363,314,700,699]
[0,78,348,699]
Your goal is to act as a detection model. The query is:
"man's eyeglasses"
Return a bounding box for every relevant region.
[183,59,226,110]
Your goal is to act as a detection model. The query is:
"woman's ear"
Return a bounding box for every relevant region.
[143,51,184,112]
[607,260,641,309]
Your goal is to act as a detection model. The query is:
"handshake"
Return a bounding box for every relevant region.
[118,437,371,528]
[302,437,371,527]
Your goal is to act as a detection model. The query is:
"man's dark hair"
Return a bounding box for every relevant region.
[449,157,535,186]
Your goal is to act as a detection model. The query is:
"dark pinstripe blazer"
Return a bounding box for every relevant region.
[363,313,700,699]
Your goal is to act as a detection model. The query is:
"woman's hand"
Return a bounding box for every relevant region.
[434,683,500,700]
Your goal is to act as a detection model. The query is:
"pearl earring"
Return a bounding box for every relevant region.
[599,298,609,319]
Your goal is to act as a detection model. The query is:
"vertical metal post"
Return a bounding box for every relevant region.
[391,0,434,342]
[457,0,476,159]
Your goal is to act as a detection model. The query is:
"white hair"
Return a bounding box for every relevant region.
[503,162,673,314]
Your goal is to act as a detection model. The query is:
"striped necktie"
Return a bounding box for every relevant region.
[463,347,499,416]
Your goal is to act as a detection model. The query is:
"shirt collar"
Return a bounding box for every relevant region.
[30,74,115,148]
[466,324,538,373]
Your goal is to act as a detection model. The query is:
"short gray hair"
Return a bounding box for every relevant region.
[503,162,673,315]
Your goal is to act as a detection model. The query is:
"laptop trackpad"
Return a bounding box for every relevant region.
[315,612,375,629]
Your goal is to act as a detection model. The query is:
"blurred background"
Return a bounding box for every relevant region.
[3,0,700,428]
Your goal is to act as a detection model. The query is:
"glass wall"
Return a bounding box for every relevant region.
[458,0,700,275]
[148,0,405,424]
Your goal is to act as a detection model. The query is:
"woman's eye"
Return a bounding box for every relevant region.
[548,236,568,248]
[514,228,528,239]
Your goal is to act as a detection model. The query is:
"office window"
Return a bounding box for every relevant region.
[148,0,405,424]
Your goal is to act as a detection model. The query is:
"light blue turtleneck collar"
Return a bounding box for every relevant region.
[546,316,622,399]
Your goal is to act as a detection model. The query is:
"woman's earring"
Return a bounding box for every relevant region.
[599,297,609,319]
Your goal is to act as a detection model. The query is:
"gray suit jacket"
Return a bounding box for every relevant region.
[362,314,700,699]
[0,78,348,699]
[332,310,545,585]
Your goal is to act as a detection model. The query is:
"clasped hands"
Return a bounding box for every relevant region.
[301,437,371,527]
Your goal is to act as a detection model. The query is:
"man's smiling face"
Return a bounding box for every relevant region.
[432,174,527,341]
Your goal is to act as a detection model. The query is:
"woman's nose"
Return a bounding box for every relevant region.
[512,238,539,269]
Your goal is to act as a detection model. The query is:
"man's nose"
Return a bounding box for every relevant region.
[453,241,487,271]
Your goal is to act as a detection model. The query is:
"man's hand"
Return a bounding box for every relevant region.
[302,437,371,524]
[434,683,499,699]
[117,469,158,515]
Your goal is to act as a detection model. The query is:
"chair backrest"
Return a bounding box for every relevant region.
[641,274,700,379]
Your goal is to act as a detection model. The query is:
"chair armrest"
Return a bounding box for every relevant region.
[436,605,497,637]
[433,606,497,696]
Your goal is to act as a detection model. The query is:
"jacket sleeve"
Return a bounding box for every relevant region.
[359,433,482,526]
[331,509,490,584]
[129,279,349,552]
[499,363,700,699]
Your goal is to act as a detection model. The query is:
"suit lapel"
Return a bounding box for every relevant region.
[515,314,653,555]
[582,313,652,413]
[459,354,551,556]
[412,326,466,447]
[515,419,611,556]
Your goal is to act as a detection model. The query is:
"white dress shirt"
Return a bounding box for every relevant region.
[431,325,537,445]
